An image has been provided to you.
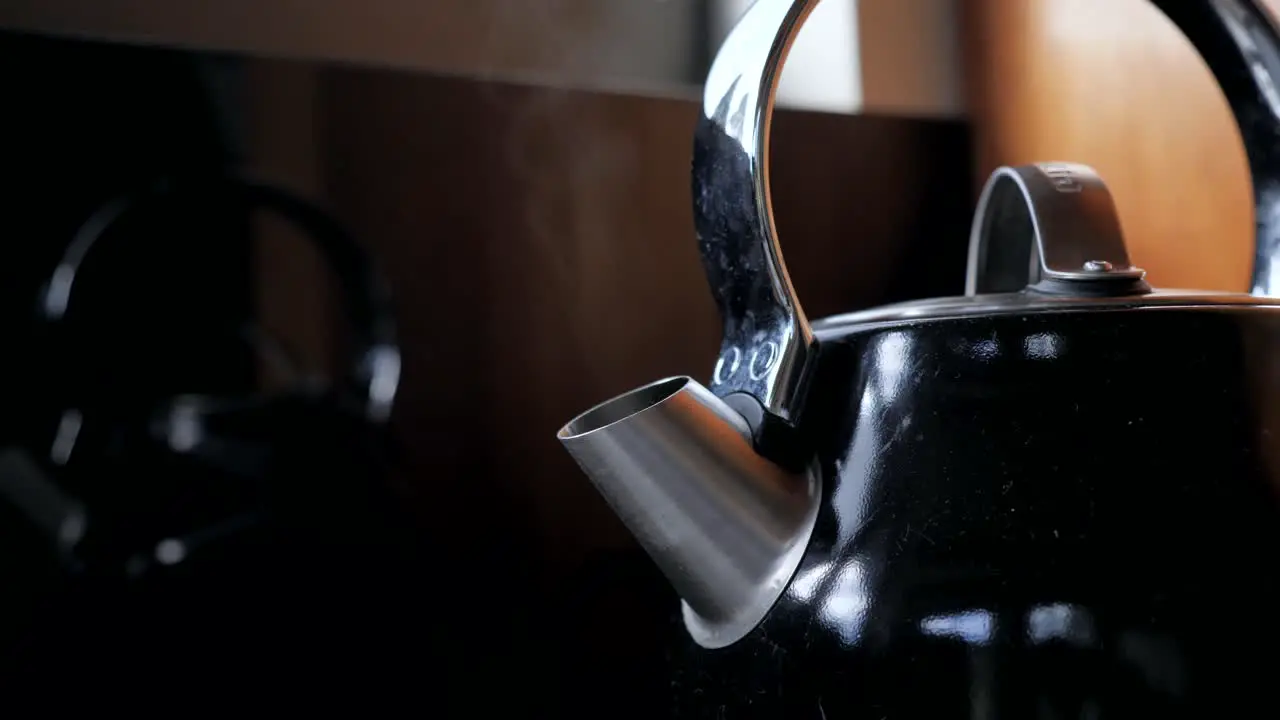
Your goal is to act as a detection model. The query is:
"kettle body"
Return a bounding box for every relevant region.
[666,301,1280,718]
[559,0,1280,717]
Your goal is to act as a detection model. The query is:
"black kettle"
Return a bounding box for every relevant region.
[557,0,1280,717]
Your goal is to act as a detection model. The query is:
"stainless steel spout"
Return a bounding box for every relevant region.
[557,376,820,648]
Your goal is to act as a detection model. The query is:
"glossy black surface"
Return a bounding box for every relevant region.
[667,306,1280,718]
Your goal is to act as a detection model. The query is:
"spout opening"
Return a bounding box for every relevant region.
[558,376,691,440]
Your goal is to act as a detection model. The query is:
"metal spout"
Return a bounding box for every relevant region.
[557,376,820,648]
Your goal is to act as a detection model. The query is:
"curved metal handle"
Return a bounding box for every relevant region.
[967,162,1151,297]
[695,0,1280,424]
[694,0,818,426]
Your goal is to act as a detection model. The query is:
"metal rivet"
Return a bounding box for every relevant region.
[1082,260,1114,273]
[713,346,742,385]
[748,341,780,381]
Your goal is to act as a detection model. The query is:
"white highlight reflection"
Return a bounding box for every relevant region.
[790,562,831,602]
[820,562,869,645]
[1027,602,1097,646]
[920,609,995,645]
[1023,332,1063,360]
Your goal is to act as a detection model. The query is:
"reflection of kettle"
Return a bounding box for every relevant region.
[18,175,401,578]
[559,0,1280,715]
[0,177,419,704]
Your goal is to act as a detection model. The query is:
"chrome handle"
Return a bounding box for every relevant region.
[695,0,1280,425]
[694,0,819,426]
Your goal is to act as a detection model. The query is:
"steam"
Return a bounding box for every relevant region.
[493,1,647,391]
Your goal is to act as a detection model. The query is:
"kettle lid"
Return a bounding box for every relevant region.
[813,161,1280,335]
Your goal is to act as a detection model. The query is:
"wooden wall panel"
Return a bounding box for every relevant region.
[0,0,969,117]
[243,62,339,388]
[962,0,1266,292]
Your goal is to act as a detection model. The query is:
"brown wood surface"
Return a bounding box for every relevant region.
[244,62,340,389]
[961,0,1267,292]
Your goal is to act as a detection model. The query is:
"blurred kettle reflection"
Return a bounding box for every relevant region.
[0,174,430,703]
